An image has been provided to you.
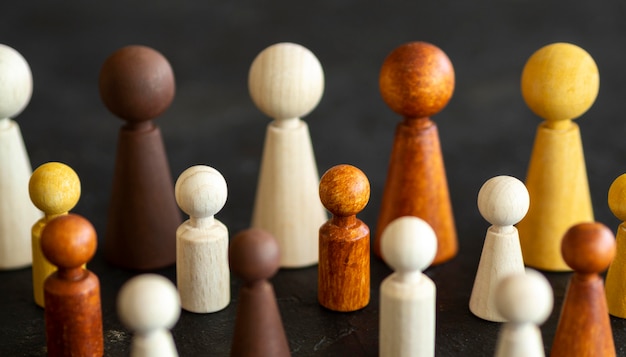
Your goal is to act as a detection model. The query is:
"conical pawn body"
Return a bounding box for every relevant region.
[605,223,626,317]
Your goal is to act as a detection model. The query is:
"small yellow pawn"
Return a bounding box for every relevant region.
[517,42,598,271]
[29,162,81,307]
[606,173,626,318]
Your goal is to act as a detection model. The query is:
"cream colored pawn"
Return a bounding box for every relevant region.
[0,44,42,270]
[29,162,81,307]
[175,165,229,313]
[605,173,626,318]
[469,175,529,321]
[118,274,181,357]
[249,42,327,268]
[494,269,553,357]
[380,216,437,357]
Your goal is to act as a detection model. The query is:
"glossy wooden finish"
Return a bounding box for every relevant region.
[375,41,457,266]
[100,45,182,270]
[41,214,103,357]
[318,164,370,312]
[605,173,626,318]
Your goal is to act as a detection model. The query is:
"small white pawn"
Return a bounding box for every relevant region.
[380,216,437,357]
[118,274,181,357]
[175,165,229,313]
[469,175,529,321]
[494,269,553,357]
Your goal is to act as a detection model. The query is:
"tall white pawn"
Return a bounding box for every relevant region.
[175,165,229,313]
[494,269,553,357]
[249,42,328,268]
[469,175,529,321]
[380,216,437,357]
[0,43,42,269]
[118,274,181,357]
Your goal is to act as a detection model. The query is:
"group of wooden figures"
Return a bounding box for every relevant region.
[0,26,624,356]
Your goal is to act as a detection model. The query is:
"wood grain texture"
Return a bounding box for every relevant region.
[606,173,626,318]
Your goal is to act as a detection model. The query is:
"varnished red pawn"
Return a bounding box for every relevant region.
[41,214,103,357]
[229,228,290,357]
[375,41,457,266]
[318,164,370,312]
[100,45,182,270]
[551,222,616,357]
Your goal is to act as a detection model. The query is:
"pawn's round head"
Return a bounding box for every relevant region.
[608,173,626,222]
[175,165,227,219]
[40,214,97,269]
[521,42,599,122]
[229,228,280,283]
[477,175,529,227]
[379,41,455,119]
[248,42,324,121]
[117,274,181,334]
[381,216,437,273]
[319,164,370,217]
[99,45,175,122]
[0,44,32,120]
[561,222,615,274]
[29,162,81,216]
[495,269,553,324]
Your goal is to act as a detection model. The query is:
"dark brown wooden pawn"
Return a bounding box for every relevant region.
[551,222,616,357]
[375,41,457,266]
[318,164,370,312]
[229,228,290,357]
[100,45,182,270]
[41,214,103,357]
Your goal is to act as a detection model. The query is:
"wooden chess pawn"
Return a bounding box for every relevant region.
[494,269,553,357]
[100,45,182,270]
[469,175,529,321]
[229,228,290,357]
[118,274,181,357]
[41,214,103,357]
[517,42,598,271]
[175,165,230,313]
[0,43,42,270]
[375,41,457,266]
[29,162,81,307]
[318,164,370,312]
[249,42,327,268]
[551,222,616,357]
[379,216,437,357]
[604,173,626,318]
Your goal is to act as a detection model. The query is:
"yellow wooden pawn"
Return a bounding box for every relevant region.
[29,162,81,307]
[517,42,598,271]
[606,174,626,318]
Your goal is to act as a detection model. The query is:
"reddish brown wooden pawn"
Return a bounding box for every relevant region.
[229,228,290,357]
[375,41,457,266]
[100,45,182,270]
[41,214,103,357]
[551,222,616,357]
[318,164,370,312]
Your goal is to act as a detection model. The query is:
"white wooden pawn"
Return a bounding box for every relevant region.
[469,175,529,322]
[175,165,230,313]
[494,269,553,357]
[249,42,328,268]
[0,44,42,269]
[118,274,181,357]
[380,216,437,357]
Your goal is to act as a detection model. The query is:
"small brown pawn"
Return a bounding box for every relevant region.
[41,214,103,357]
[100,45,182,270]
[318,164,370,312]
[551,222,616,357]
[229,228,290,357]
[375,41,457,266]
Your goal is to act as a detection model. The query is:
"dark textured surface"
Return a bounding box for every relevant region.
[2,1,626,356]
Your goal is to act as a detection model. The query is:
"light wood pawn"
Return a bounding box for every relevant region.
[175,165,229,313]
[517,42,598,271]
[605,173,626,318]
[249,42,327,268]
[469,175,529,322]
[0,43,42,270]
[379,216,437,357]
[29,162,81,307]
[118,274,181,357]
[494,269,553,357]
